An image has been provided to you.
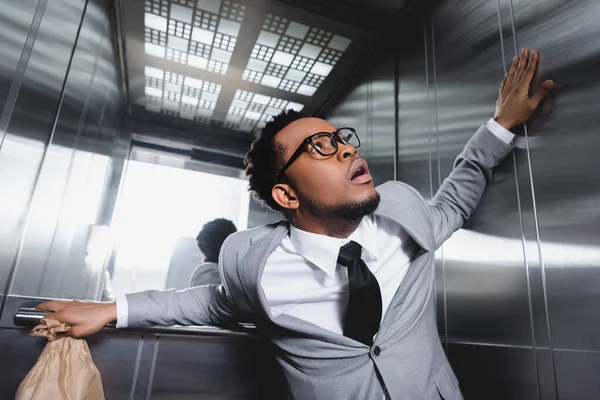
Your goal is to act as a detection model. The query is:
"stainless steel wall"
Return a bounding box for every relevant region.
[327,0,600,398]
[0,0,127,306]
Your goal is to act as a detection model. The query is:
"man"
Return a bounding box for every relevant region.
[189,218,237,286]
[38,49,553,399]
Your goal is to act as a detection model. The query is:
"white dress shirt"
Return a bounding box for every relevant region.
[115,118,513,330]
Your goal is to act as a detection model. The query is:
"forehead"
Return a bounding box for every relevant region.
[275,117,337,156]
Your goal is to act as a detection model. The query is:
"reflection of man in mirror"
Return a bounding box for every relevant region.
[189,218,237,287]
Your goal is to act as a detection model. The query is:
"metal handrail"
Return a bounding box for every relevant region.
[13,308,259,339]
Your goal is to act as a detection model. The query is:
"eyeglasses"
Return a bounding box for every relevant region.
[276,127,361,183]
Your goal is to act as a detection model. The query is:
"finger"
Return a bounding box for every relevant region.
[505,56,519,86]
[520,51,539,88]
[531,80,554,107]
[66,326,82,339]
[499,72,509,94]
[37,301,68,312]
[515,48,530,83]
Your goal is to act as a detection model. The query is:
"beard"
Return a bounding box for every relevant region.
[301,191,381,221]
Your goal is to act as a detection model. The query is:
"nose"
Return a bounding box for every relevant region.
[337,142,357,161]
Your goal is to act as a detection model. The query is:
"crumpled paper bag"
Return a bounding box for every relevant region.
[15,318,105,400]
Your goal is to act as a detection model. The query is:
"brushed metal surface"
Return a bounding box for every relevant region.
[429,0,534,347]
[509,0,600,353]
[447,342,539,400]
[150,335,285,399]
[4,0,128,302]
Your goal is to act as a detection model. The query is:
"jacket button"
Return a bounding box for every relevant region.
[373,346,381,356]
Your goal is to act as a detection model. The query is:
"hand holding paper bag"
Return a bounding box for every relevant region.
[15,318,105,400]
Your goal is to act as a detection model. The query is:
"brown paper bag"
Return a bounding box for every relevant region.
[15,318,105,400]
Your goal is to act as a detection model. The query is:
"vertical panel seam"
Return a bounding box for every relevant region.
[0,0,47,151]
[145,335,161,400]
[130,335,145,400]
[393,46,399,181]
[506,0,559,397]
[495,1,542,399]
[429,3,448,351]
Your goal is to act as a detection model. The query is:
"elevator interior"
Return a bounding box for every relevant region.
[1,0,599,398]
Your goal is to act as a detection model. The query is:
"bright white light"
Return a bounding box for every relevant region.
[298,43,321,59]
[145,13,167,32]
[271,50,294,65]
[170,4,193,24]
[297,84,317,96]
[164,82,182,93]
[192,27,214,45]
[253,94,271,105]
[210,48,232,64]
[218,19,241,36]
[257,31,280,47]
[187,55,208,69]
[181,95,198,106]
[167,36,189,52]
[145,86,163,97]
[310,61,333,76]
[285,69,306,81]
[145,43,166,58]
[260,75,281,88]
[145,66,164,79]
[184,76,204,89]
[247,58,267,72]
[287,101,304,111]
[244,110,262,120]
[285,22,309,39]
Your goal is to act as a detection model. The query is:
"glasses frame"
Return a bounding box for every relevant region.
[275,127,360,183]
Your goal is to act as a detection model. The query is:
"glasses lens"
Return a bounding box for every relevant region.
[338,128,360,148]
[310,133,337,155]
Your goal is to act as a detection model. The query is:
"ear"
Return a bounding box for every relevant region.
[272,183,299,212]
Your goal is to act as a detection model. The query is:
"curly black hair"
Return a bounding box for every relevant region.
[244,109,308,212]
[196,218,237,262]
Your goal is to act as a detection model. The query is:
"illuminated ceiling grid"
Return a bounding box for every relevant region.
[144,0,246,75]
[139,0,357,132]
[224,89,304,132]
[144,66,222,123]
[241,14,351,96]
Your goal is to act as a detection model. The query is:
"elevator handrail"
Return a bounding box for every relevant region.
[13,308,259,339]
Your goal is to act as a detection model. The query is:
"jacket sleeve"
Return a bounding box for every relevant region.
[429,124,514,249]
[123,283,241,327]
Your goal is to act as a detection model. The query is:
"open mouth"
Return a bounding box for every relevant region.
[351,167,367,180]
[349,159,372,183]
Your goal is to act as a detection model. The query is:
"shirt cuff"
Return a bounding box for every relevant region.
[115,295,129,328]
[486,118,515,145]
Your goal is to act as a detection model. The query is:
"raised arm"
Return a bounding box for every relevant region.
[430,48,554,248]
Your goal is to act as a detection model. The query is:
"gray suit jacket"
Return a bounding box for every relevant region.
[124,125,513,400]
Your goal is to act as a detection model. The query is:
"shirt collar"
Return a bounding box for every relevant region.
[288,216,379,278]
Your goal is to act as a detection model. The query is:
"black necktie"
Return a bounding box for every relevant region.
[337,241,382,346]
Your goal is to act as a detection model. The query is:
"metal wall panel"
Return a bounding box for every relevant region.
[150,335,284,399]
[0,0,86,307]
[509,0,600,353]
[5,0,128,301]
[447,343,539,400]
[430,0,534,347]
[325,0,600,398]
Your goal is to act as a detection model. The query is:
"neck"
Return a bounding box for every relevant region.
[290,214,362,238]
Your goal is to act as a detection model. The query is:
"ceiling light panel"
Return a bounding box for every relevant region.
[144,66,222,123]
[144,0,246,75]
[225,89,304,132]
[242,14,351,96]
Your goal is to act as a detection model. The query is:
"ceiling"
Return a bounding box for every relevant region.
[119,0,412,157]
